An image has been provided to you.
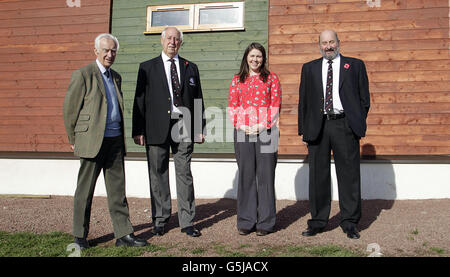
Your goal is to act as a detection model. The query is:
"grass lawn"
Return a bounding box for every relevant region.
[0,231,365,257]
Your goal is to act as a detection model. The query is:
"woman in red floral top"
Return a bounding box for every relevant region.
[228,42,282,236]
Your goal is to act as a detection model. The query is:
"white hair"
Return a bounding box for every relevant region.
[161,26,183,42]
[94,33,120,51]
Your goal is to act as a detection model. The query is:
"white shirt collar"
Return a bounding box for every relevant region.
[96,59,110,74]
[162,51,179,62]
[322,53,341,65]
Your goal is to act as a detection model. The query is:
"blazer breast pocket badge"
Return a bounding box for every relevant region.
[188,77,196,87]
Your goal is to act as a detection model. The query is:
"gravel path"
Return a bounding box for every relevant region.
[1,196,449,257]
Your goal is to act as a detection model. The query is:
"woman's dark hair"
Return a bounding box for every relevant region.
[237,42,270,83]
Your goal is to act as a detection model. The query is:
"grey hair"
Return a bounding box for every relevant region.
[161,26,183,42]
[94,33,120,51]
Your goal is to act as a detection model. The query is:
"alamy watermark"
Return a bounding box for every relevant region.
[366,0,381,8]
[367,243,383,257]
[66,243,81,257]
[141,100,280,153]
[66,0,81,8]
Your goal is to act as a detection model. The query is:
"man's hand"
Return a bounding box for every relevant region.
[239,125,251,135]
[194,134,205,144]
[252,123,266,135]
[239,124,266,135]
[133,135,146,146]
[299,135,308,146]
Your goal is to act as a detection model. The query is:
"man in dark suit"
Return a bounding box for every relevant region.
[298,30,370,239]
[63,33,147,249]
[132,27,205,237]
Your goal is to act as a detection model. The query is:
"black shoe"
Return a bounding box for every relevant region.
[301,227,324,237]
[74,237,90,250]
[181,226,201,237]
[115,233,148,247]
[256,230,273,236]
[344,227,360,239]
[152,226,165,236]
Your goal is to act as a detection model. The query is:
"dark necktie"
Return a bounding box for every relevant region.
[104,70,110,79]
[170,59,183,107]
[325,60,333,114]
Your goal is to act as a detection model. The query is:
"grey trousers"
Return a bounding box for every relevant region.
[234,128,278,232]
[73,136,134,239]
[145,133,195,230]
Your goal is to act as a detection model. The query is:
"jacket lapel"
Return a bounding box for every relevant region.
[313,58,323,95]
[339,55,347,89]
[93,62,106,98]
[157,55,171,96]
[111,70,124,112]
[179,56,186,91]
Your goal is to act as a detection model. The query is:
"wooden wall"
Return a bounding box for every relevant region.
[111,0,268,153]
[1,0,449,157]
[269,0,450,155]
[0,0,111,152]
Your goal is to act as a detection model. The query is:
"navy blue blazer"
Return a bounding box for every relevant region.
[132,55,205,144]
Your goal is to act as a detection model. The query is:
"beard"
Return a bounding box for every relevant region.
[320,46,340,60]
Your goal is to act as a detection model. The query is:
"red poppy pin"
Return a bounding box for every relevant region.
[344,63,350,69]
[185,61,189,66]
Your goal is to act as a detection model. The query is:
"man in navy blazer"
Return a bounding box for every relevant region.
[298,30,370,239]
[132,26,205,238]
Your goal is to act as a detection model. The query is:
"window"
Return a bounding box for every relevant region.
[145,2,244,34]
[146,4,195,33]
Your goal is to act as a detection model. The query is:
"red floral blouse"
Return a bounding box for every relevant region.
[228,72,282,129]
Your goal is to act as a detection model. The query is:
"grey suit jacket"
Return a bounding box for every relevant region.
[63,61,125,158]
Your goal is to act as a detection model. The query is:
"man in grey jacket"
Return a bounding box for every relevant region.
[64,33,147,249]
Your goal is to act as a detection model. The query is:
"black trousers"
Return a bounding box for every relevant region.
[234,128,278,232]
[306,117,361,231]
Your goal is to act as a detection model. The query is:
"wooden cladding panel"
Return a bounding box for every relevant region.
[111,0,268,154]
[269,0,450,155]
[0,0,111,152]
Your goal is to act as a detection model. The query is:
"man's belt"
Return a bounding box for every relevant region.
[324,113,345,120]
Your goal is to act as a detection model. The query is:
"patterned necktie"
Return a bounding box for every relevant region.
[325,60,333,114]
[104,69,110,79]
[170,59,183,107]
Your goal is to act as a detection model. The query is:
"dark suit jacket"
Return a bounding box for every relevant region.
[132,55,205,144]
[298,55,370,141]
[63,62,125,158]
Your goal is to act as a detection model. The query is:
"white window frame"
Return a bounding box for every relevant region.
[146,4,195,34]
[145,1,245,34]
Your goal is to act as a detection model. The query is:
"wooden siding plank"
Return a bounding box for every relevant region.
[280,103,450,114]
[269,18,449,35]
[280,113,450,125]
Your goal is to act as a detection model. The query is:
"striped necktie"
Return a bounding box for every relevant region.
[325,60,333,114]
[170,59,183,107]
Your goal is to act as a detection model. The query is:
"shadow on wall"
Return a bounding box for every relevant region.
[359,143,395,231]
[191,169,239,231]
[287,144,396,231]
[274,157,310,231]
[197,143,397,233]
